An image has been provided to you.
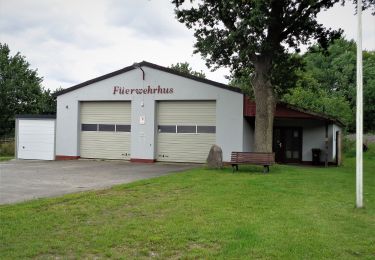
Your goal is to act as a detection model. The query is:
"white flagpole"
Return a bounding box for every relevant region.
[356,0,363,208]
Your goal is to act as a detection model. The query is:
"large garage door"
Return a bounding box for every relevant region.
[157,101,216,163]
[17,119,55,160]
[80,102,131,160]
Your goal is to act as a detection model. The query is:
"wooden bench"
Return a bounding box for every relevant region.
[230,152,275,173]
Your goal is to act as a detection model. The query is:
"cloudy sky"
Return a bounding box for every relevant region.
[1,0,374,91]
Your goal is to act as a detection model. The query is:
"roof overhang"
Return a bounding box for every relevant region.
[244,96,345,127]
[15,114,56,119]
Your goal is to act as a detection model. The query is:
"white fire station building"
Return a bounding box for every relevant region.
[16,61,343,164]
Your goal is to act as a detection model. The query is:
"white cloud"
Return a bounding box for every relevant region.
[317,2,375,51]
[107,0,189,40]
[0,0,373,91]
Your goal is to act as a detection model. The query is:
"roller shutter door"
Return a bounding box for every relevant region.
[80,102,131,160]
[157,101,216,163]
[17,119,55,160]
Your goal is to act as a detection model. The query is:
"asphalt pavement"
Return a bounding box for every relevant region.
[0,159,196,204]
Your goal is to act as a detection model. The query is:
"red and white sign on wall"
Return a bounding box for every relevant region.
[113,85,174,95]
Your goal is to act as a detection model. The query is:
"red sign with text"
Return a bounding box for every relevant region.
[113,85,174,95]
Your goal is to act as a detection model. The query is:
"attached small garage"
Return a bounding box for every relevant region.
[156,101,216,163]
[80,101,131,160]
[16,115,56,160]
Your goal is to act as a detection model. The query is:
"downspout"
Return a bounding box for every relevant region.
[133,63,145,80]
[133,62,146,107]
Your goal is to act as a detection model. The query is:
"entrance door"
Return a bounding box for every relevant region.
[273,128,284,163]
[273,127,302,163]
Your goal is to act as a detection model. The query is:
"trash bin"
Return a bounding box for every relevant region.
[312,149,321,165]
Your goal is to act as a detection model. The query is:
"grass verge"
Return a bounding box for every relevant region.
[1,146,374,259]
[0,156,13,161]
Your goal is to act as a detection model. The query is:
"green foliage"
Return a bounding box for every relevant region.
[227,67,253,96]
[1,156,375,258]
[283,87,353,126]
[365,143,375,160]
[343,137,356,158]
[343,136,374,158]
[229,54,303,97]
[287,38,375,131]
[0,43,56,137]
[0,156,13,161]
[0,140,14,156]
[169,62,206,78]
[271,54,304,96]
[39,88,59,114]
[304,39,357,97]
[173,1,348,88]
[363,51,375,131]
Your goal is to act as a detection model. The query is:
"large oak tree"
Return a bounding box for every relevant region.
[173,0,374,152]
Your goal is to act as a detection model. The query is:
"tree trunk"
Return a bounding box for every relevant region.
[252,57,276,153]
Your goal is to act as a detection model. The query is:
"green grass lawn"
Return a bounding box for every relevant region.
[1,149,374,259]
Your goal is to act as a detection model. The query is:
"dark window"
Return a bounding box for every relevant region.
[197,126,216,133]
[81,124,97,131]
[158,125,176,133]
[116,124,131,132]
[177,125,196,133]
[99,124,115,131]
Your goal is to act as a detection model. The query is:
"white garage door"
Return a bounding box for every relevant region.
[157,101,216,163]
[17,119,55,160]
[80,102,131,160]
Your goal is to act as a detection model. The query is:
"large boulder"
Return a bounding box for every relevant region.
[206,144,223,169]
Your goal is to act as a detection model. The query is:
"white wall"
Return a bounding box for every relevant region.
[303,124,326,162]
[331,124,342,161]
[56,98,80,156]
[56,66,244,161]
[243,118,254,152]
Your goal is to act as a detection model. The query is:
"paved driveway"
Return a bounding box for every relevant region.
[0,160,196,204]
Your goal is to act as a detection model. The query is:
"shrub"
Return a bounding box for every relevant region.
[0,140,15,156]
[343,137,356,158]
[365,143,374,160]
[343,137,374,159]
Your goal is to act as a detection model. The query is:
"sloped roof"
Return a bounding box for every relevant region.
[244,97,345,126]
[54,61,242,96]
